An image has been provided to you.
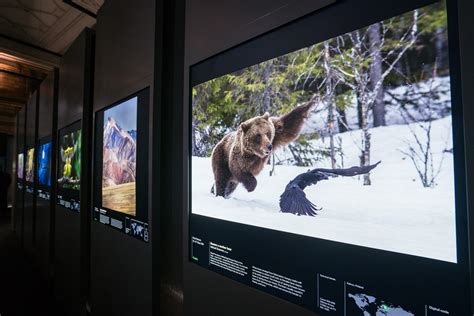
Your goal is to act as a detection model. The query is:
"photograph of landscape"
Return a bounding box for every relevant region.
[17,153,23,179]
[26,148,34,183]
[102,97,137,216]
[38,142,51,187]
[58,128,81,190]
[191,2,457,262]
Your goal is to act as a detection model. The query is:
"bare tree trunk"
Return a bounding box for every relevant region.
[324,42,336,168]
[269,154,276,176]
[369,22,385,127]
[362,127,371,185]
[356,92,363,129]
[262,61,272,113]
[435,27,446,71]
[191,96,198,156]
[337,107,348,133]
[191,118,198,155]
[359,95,372,185]
[328,103,336,169]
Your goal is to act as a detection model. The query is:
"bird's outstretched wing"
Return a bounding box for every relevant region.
[279,161,381,216]
[312,161,381,177]
[280,184,319,216]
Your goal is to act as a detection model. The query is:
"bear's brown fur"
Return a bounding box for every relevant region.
[211,95,316,197]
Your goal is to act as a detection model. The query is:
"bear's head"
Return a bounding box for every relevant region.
[239,112,275,158]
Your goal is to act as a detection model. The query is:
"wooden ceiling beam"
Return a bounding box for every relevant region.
[0,94,28,102]
[0,111,19,118]
[0,124,15,135]
[0,115,17,124]
[0,100,23,110]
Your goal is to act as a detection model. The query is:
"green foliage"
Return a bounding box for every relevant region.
[192,2,448,165]
[418,0,447,33]
[335,91,354,111]
[282,134,344,167]
[192,55,314,156]
[73,130,81,190]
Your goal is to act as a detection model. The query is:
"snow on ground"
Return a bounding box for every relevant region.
[192,116,457,263]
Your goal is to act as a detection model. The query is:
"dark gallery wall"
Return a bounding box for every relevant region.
[35,71,58,281]
[457,0,474,308]
[185,0,335,66]
[14,106,25,237]
[23,90,38,256]
[90,1,154,315]
[54,29,94,316]
[4,134,14,207]
[181,1,336,316]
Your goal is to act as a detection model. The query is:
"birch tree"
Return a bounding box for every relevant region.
[333,9,419,185]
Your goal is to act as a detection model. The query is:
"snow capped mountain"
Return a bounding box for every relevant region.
[128,130,137,141]
[103,117,137,186]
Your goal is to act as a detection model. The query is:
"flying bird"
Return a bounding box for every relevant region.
[279,161,381,216]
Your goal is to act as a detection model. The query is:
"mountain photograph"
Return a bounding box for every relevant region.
[102,97,137,216]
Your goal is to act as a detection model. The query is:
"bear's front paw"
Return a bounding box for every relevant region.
[244,176,257,192]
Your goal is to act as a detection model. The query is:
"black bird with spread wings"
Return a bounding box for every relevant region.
[279,161,381,216]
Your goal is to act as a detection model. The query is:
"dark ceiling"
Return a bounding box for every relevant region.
[0,0,104,135]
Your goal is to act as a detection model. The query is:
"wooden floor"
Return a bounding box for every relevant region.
[102,182,136,216]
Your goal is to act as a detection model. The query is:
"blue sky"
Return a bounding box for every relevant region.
[104,96,137,131]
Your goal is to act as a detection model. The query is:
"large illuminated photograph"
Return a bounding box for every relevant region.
[17,153,24,179]
[58,127,81,190]
[191,2,456,263]
[38,142,51,187]
[26,148,34,183]
[102,97,137,216]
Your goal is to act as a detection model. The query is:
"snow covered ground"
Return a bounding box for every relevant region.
[192,116,457,263]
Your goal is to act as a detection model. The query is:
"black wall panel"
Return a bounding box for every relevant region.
[457,0,474,307]
[185,0,335,66]
[35,71,57,281]
[14,106,26,237]
[58,40,85,130]
[90,1,154,315]
[55,30,93,316]
[23,90,38,256]
[38,73,55,139]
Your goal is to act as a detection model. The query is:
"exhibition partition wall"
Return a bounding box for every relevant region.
[54,29,94,316]
[457,0,474,309]
[90,1,154,315]
[154,0,185,314]
[184,0,473,315]
[35,70,58,281]
[14,105,26,240]
[23,90,38,255]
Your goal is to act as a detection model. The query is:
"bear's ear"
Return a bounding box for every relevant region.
[240,122,250,133]
[273,119,283,132]
[261,112,270,120]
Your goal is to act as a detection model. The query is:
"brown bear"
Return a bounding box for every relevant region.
[211,95,317,198]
